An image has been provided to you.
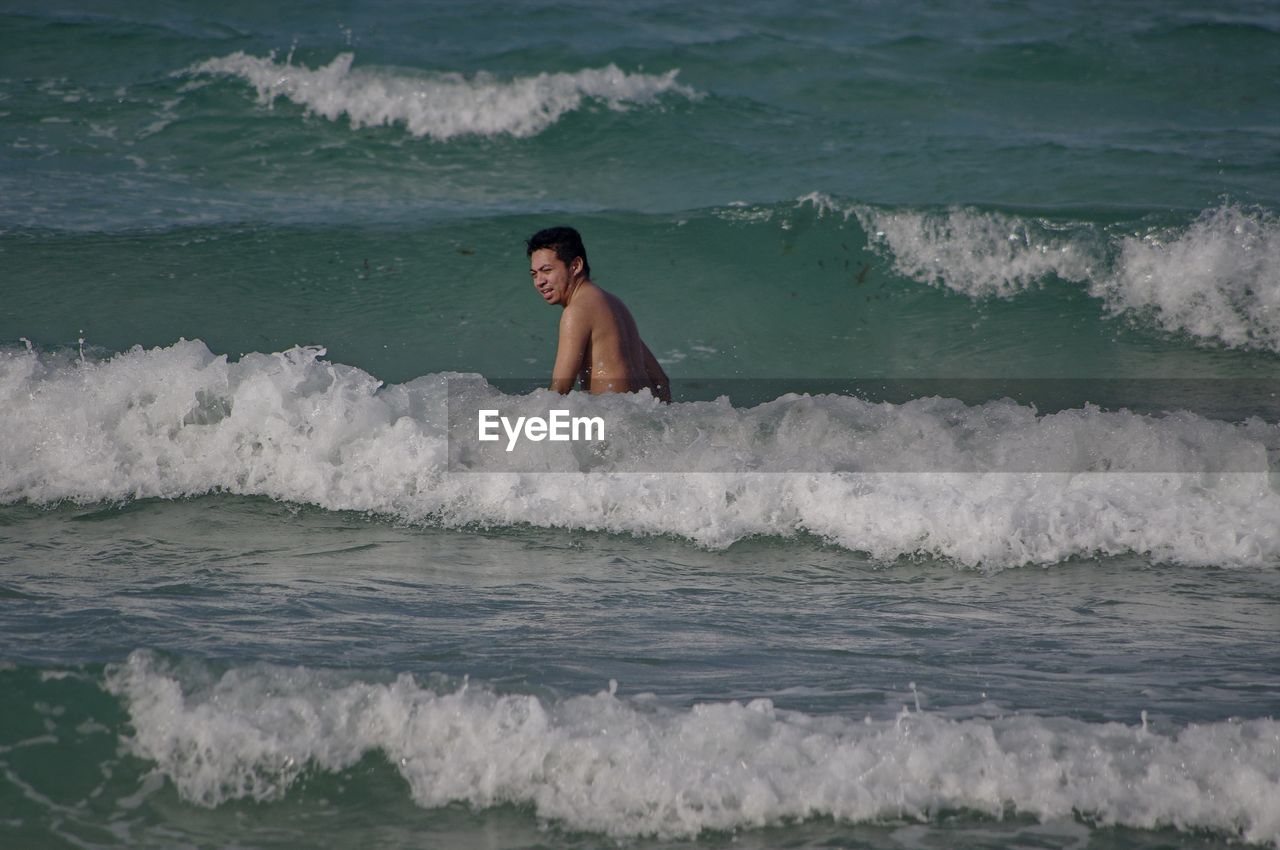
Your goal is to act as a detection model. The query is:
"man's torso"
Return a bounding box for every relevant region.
[565,284,650,394]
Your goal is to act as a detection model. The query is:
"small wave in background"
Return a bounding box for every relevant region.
[849,199,1280,352]
[188,51,699,141]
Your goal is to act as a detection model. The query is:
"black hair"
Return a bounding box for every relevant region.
[526,226,591,279]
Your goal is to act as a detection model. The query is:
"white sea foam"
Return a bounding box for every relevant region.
[3,340,1279,567]
[104,650,1280,842]
[851,203,1097,298]
[189,51,697,140]
[1102,205,1280,350]
[848,199,1280,351]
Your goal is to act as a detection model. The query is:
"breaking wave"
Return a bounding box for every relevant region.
[188,51,698,141]
[3,340,1278,568]
[806,196,1280,353]
[104,650,1280,842]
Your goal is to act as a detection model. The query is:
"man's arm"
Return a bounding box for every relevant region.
[551,308,590,394]
[642,343,671,403]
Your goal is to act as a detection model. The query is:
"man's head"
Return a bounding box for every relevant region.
[527,226,591,306]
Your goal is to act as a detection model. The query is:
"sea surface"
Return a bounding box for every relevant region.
[2,1,1279,848]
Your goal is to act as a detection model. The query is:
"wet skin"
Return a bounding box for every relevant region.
[529,247,670,402]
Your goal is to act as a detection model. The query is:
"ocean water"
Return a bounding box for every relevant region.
[2,1,1279,848]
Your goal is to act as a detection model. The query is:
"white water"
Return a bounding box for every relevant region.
[1104,205,1280,350]
[840,199,1280,353]
[3,340,1278,568]
[189,51,698,141]
[853,203,1097,298]
[104,650,1280,842]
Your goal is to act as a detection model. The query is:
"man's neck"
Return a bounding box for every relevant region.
[561,276,591,308]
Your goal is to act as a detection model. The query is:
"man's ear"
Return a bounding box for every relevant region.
[571,257,583,276]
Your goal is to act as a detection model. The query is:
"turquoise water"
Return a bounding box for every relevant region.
[2,1,1279,848]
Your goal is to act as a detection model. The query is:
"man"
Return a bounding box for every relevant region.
[527,226,671,402]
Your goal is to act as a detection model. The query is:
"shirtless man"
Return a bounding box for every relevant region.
[527,226,671,402]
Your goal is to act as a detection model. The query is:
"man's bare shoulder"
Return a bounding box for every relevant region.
[561,283,611,322]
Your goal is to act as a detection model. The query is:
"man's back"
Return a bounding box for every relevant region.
[561,282,650,394]
[527,227,670,402]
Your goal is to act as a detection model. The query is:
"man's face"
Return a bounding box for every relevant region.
[530,248,576,306]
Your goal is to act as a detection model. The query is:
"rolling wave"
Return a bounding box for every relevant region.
[3,340,1278,568]
[103,650,1280,842]
[795,195,1280,353]
[188,51,699,141]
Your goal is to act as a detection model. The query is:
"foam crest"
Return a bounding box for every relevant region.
[104,651,1280,842]
[189,52,697,140]
[852,204,1098,297]
[844,198,1280,351]
[3,340,1279,567]
[1101,205,1280,350]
